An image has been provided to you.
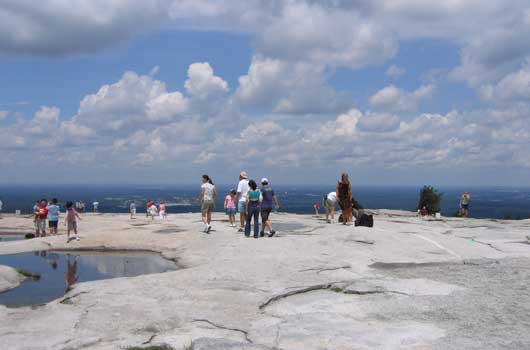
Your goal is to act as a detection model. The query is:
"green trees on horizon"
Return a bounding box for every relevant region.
[417,185,443,215]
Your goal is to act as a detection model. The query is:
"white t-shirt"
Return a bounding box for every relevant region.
[202,183,216,201]
[237,179,249,202]
[327,192,337,204]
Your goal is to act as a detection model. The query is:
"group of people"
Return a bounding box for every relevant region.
[32,199,82,242]
[196,172,280,238]
[322,173,360,225]
[137,200,167,220]
[18,178,473,245]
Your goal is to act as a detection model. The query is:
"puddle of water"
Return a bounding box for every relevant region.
[0,250,177,307]
[0,235,25,242]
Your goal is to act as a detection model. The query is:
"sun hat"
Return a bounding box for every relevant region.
[240,171,248,179]
[261,178,269,184]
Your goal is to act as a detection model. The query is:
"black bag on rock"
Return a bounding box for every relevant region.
[355,214,374,227]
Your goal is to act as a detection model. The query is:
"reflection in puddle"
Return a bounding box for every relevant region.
[0,250,177,307]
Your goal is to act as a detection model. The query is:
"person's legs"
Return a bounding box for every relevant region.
[39,219,47,237]
[207,209,212,225]
[244,209,252,237]
[261,209,272,235]
[238,201,246,230]
[73,222,79,240]
[260,209,268,235]
[253,207,260,238]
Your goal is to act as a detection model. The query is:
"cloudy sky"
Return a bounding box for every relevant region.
[1,1,530,186]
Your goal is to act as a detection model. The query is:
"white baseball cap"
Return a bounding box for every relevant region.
[261,178,269,184]
[240,171,248,179]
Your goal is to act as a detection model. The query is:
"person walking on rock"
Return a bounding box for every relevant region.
[324,191,337,224]
[460,192,471,218]
[34,199,48,237]
[236,171,250,232]
[224,189,237,227]
[245,180,261,238]
[65,201,81,242]
[260,178,279,237]
[337,173,353,225]
[129,201,136,219]
[197,175,217,233]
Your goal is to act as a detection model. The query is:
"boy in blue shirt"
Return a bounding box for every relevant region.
[47,198,60,236]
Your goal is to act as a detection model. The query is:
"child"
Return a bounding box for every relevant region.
[159,201,167,220]
[224,189,237,227]
[64,201,81,242]
[46,198,60,236]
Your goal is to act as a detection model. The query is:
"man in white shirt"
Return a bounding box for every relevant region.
[324,192,337,224]
[236,171,250,232]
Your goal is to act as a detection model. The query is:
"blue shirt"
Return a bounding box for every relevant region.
[47,205,60,221]
[261,186,275,209]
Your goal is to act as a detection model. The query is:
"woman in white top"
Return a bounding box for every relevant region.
[197,174,217,233]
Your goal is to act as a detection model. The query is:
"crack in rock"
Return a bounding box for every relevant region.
[193,319,252,343]
[259,283,334,310]
[60,291,88,304]
[141,334,157,345]
[347,239,375,245]
[471,238,503,252]
[299,265,351,274]
[259,281,406,310]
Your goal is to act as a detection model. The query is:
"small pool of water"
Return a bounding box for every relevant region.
[0,250,177,307]
[0,235,25,242]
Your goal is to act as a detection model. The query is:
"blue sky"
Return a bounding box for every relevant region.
[1,1,530,186]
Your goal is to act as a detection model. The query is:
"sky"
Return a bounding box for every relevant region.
[1,1,530,186]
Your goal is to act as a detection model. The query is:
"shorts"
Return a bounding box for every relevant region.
[201,200,215,214]
[237,201,247,215]
[36,219,46,231]
[324,199,336,212]
[130,208,136,215]
[226,208,236,216]
[67,221,77,231]
[48,220,58,228]
[261,208,272,222]
[461,204,469,210]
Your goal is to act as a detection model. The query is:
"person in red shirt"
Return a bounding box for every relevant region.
[34,199,49,237]
[146,200,154,218]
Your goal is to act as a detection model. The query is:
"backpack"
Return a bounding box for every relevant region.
[355,214,374,227]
